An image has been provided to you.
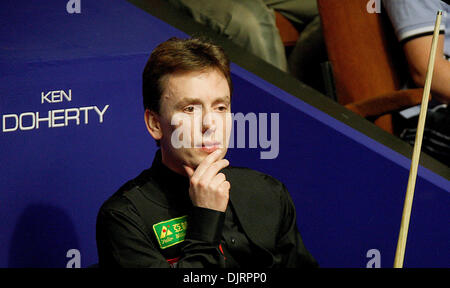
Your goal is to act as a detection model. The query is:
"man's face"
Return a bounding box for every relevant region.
[152,68,232,174]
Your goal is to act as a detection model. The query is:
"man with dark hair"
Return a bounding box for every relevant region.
[96,37,317,268]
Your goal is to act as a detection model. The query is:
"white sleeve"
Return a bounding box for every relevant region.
[382,0,445,42]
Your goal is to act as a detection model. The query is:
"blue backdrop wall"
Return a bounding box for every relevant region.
[0,0,448,268]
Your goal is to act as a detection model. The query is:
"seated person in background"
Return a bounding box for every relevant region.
[96,37,318,268]
[383,0,450,166]
[166,0,326,92]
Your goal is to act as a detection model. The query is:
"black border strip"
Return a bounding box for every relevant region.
[400,30,445,45]
[127,0,449,180]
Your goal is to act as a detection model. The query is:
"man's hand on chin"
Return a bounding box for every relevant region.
[183,149,230,212]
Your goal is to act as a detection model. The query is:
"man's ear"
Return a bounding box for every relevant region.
[144,109,163,141]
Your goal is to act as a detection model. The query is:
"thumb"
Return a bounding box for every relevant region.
[183,165,195,178]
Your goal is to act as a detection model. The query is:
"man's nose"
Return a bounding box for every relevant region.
[202,109,216,134]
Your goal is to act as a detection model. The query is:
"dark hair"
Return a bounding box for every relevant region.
[143,37,233,113]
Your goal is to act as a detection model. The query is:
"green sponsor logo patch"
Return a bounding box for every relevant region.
[153,215,188,249]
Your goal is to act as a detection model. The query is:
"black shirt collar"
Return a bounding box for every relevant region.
[140,149,191,209]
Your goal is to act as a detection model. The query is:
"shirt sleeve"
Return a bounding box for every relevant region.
[382,0,445,42]
[275,183,319,268]
[96,197,227,268]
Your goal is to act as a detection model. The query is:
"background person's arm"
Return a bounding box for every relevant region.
[403,34,450,104]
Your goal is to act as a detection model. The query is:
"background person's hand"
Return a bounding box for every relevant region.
[183,149,230,212]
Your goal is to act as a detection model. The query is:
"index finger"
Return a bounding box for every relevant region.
[191,149,224,179]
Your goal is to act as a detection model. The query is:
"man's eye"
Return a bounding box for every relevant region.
[184,106,195,113]
[217,105,228,112]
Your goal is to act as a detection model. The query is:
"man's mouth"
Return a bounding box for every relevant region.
[200,141,221,153]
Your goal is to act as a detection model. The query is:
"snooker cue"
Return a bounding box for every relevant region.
[393,10,443,268]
